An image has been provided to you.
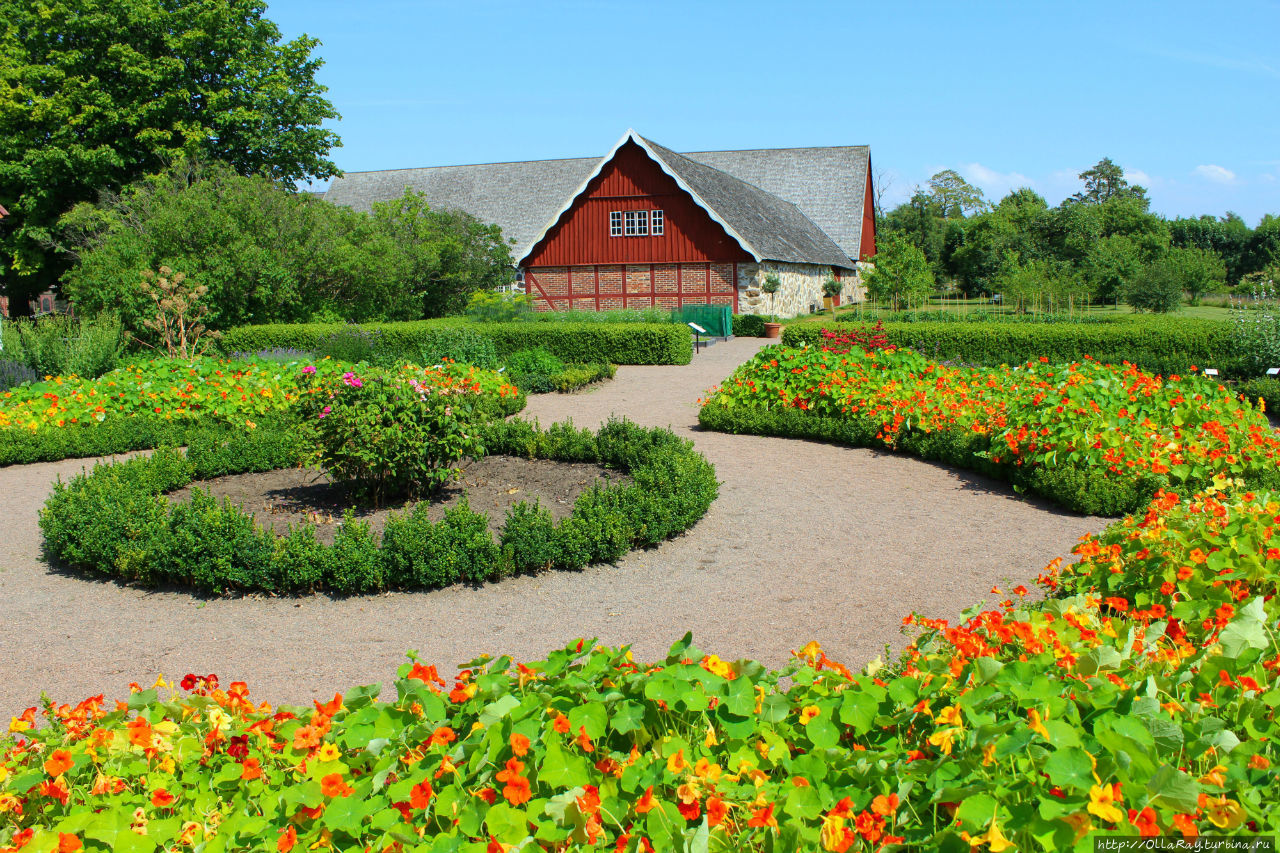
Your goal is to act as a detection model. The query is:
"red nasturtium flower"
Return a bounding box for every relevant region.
[1129,807,1160,836]
[707,796,728,827]
[241,758,264,781]
[409,780,434,810]
[277,825,297,852]
[510,732,530,756]
[496,758,531,806]
[748,802,778,828]
[635,785,657,814]
[56,834,82,853]
[39,778,71,806]
[151,788,176,808]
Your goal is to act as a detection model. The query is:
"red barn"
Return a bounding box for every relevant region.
[325,130,875,317]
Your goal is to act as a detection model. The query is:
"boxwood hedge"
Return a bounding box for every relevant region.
[781,316,1240,377]
[40,418,718,595]
[220,320,693,366]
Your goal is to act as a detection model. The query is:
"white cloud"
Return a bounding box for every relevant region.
[958,163,1034,198]
[1194,164,1237,184]
[1260,173,1276,184]
[1126,169,1153,185]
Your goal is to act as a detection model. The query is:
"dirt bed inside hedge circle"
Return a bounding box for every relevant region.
[168,457,630,544]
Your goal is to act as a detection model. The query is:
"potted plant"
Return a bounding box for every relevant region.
[761,274,782,337]
[822,274,843,315]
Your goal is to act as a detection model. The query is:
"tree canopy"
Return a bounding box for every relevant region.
[60,163,514,334]
[0,0,341,314]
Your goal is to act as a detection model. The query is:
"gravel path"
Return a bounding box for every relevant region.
[0,338,1106,717]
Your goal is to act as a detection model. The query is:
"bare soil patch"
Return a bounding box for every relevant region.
[168,456,629,544]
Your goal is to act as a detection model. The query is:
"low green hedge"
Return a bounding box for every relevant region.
[41,418,718,595]
[553,362,616,392]
[781,317,1240,376]
[697,404,1159,516]
[731,314,768,337]
[1235,376,1280,416]
[221,320,693,366]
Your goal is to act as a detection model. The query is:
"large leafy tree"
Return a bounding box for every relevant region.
[863,232,934,310]
[0,0,340,314]
[927,169,987,217]
[1071,157,1148,205]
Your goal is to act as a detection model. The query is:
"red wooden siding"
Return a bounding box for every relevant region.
[522,140,752,267]
[526,262,738,313]
[859,170,877,260]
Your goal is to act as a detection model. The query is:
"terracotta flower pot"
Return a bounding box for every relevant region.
[763,322,782,339]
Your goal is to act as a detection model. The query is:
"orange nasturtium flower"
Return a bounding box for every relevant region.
[509,732,530,757]
[320,773,354,798]
[150,788,176,808]
[496,758,531,806]
[240,758,264,781]
[277,825,297,852]
[409,780,434,810]
[635,786,657,814]
[747,802,778,828]
[666,749,688,774]
[43,749,73,777]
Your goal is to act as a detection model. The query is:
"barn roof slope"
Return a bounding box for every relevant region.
[323,132,870,266]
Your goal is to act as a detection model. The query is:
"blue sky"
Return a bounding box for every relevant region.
[270,0,1280,224]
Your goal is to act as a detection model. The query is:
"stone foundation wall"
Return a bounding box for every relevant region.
[736,261,866,318]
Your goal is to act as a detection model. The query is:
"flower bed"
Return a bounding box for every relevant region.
[4,477,1279,849]
[39,418,718,595]
[0,357,523,467]
[699,343,1280,515]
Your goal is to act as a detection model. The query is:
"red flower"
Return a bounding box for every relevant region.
[43,749,73,777]
[707,796,727,827]
[56,835,82,853]
[634,786,657,814]
[409,780,434,810]
[277,825,297,852]
[510,732,530,757]
[241,758,264,781]
[151,788,176,808]
[1129,806,1160,836]
[748,803,778,828]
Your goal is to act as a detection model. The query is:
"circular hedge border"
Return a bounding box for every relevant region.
[39,417,718,595]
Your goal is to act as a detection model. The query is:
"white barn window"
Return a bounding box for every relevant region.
[651,209,664,235]
[610,211,623,236]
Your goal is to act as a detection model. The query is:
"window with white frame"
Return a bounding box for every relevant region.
[612,209,663,237]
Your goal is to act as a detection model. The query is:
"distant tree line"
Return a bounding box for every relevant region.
[875,159,1280,312]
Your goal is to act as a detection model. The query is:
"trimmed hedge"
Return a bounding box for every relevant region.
[731,314,768,337]
[697,403,1160,516]
[220,320,693,365]
[40,418,718,595]
[781,317,1240,376]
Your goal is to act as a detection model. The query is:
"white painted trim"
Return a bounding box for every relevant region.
[515,129,761,263]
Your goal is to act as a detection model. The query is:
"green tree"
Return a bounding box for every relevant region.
[927,169,987,216]
[1125,257,1185,314]
[1071,157,1148,205]
[59,160,389,332]
[1084,235,1143,304]
[1163,246,1227,305]
[863,232,934,310]
[370,190,515,318]
[0,0,340,315]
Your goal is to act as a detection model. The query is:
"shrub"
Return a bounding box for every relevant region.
[1235,376,1280,415]
[0,310,125,378]
[731,314,769,337]
[0,359,41,392]
[40,418,717,595]
[1125,256,1186,313]
[416,327,499,370]
[781,316,1242,376]
[313,324,393,366]
[220,320,693,365]
[464,290,533,322]
[504,347,566,394]
[552,362,615,392]
[299,368,486,506]
[1229,285,1280,376]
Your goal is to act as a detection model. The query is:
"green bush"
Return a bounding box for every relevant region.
[781,316,1241,376]
[553,362,615,392]
[313,324,395,367]
[416,327,499,369]
[732,314,768,337]
[505,347,566,394]
[1235,377,1280,415]
[41,418,717,595]
[0,311,125,378]
[220,320,692,365]
[298,368,486,505]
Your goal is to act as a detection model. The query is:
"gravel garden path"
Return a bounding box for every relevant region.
[0,338,1107,717]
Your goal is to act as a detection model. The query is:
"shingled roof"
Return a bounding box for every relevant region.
[323,130,870,267]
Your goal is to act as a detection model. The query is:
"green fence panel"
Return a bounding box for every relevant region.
[679,304,732,338]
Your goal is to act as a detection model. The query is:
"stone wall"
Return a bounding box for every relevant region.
[735,261,867,318]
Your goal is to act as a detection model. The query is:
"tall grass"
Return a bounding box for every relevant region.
[0,311,126,379]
